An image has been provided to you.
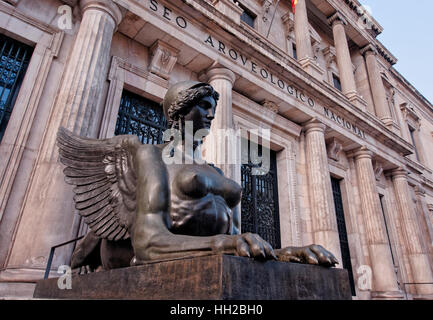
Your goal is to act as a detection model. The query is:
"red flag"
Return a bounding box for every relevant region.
[292,0,298,15]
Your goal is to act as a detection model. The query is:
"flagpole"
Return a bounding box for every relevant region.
[266,0,281,38]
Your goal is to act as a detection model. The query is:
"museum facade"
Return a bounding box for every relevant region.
[1,0,433,299]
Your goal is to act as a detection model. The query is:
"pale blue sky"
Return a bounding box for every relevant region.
[359,0,433,104]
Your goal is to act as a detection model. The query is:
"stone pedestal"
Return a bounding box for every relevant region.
[33,255,352,300]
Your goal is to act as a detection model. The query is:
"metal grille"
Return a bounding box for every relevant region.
[0,34,33,142]
[331,177,356,296]
[241,143,281,249]
[115,90,167,144]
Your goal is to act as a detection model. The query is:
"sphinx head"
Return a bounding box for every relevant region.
[162,81,220,135]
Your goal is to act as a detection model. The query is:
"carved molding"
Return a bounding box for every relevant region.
[148,40,179,80]
[372,160,383,181]
[400,102,420,127]
[327,11,348,27]
[3,0,20,5]
[360,44,378,57]
[262,100,279,113]
[0,1,64,220]
[326,138,343,162]
[260,0,273,22]
[281,11,294,34]
[322,46,336,68]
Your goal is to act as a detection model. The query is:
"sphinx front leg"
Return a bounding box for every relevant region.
[275,244,339,268]
[130,212,277,264]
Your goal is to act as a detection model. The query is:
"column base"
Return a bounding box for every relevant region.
[299,57,325,80]
[371,290,405,300]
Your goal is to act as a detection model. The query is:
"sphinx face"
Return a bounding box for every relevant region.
[183,95,216,135]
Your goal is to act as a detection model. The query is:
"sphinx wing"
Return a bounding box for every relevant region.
[57,127,140,241]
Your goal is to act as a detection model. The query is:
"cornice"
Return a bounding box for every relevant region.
[115,0,413,158]
[342,0,382,36]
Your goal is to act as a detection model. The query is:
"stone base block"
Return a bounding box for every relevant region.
[33,255,352,300]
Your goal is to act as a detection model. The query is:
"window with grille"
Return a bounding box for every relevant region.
[241,142,281,249]
[408,125,420,162]
[0,34,34,142]
[114,90,167,144]
[333,74,342,92]
[331,177,356,296]
[292,43,298,60]
[239,3,256,28]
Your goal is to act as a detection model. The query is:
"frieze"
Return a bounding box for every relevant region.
[148,0,315,109]
[324,107,366,139]
[147,0,369,140]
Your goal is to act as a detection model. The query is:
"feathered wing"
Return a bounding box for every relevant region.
[57,127,140,241]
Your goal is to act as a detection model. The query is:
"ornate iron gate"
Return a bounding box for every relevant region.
[115,90,168,144]
[241,144,281,249]
[0,34,33,142]
[331,177,356,296]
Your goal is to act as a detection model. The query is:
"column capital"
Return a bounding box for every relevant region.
[80,0,123,26]
[360,44,378,57]
[303,118,326,134]
[328,12,347,27]
[415,185,426,197]
[390,167,408,180]
[205,67,236,85]
[353,146,373,161]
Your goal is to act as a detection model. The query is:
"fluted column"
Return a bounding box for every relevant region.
[293,0,323,79]
[361,45,393,127]
[5,0,122,273]
[327,13,366,111]
[294,0,312,61]
[203,67,237,181]
[354,147,401,297]
[328,13,357,98]
[304,119,342,264]
[392,169,433,295]
[414,186,433,268]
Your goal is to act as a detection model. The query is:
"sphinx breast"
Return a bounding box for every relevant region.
[169,193,232,236]
[173,166,242,208]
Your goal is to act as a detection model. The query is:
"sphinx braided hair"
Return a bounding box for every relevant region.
[167,85,220,129]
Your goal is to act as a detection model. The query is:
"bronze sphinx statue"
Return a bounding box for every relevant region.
[57,81,338,272]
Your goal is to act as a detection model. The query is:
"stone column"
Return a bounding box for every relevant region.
[294,0,312,62]
[392,169,433,295]
[361,45,393,127]
[328,13,357,97]
[414,186,433,267]
[328,13,365,109]
[4,0,122,273]
[293,0,323,79]
[353,147,401,297]
[203,67,237,181]
[303,119,342,264]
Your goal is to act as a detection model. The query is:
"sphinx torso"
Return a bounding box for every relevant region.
[165,163,242,236]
